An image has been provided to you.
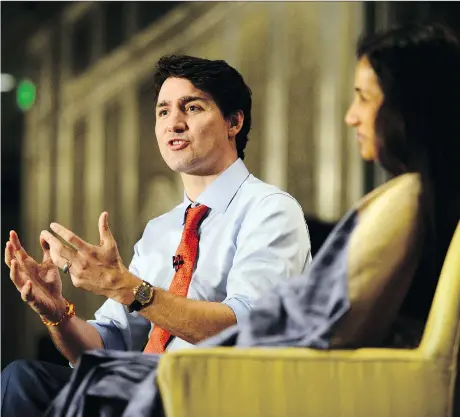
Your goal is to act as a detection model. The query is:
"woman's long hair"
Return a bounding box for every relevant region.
[357,23,460,320]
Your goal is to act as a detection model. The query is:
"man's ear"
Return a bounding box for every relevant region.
[228,110,244,138]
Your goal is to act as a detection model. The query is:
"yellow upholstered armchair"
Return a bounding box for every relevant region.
[157,222,460,417]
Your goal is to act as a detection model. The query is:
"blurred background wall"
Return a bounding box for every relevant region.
[2,1,460,369]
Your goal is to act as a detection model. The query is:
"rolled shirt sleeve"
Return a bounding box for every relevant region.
[222,193,312,324]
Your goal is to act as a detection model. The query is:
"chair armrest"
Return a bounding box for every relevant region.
[157,347,450,417]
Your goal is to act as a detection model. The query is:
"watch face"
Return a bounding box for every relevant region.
[137,284,153,304]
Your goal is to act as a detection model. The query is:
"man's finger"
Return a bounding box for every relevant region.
[10,260,25,291]
[40,236,52,263]
[98,212,114,247]
[40,230,78,271]
[40,235,50,251]
[21,280,34,303]
[9,230,30,264]
[5,241,13,268]
[49,222,87,251]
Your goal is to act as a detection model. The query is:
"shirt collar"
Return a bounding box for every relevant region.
[181,158,250,221]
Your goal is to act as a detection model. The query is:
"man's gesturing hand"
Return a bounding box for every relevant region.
[4,230,67,322]
[40,212,141,305]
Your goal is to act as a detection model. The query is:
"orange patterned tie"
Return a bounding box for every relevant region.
[143,204,210,354]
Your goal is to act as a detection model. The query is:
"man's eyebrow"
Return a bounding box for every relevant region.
[179,95,210,105]
[156,100,170,109]
[156,96,210,108]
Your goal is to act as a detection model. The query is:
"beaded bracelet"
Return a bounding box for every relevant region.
[41,299,76,327]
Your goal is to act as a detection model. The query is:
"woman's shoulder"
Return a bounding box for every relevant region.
[354,172,422,212]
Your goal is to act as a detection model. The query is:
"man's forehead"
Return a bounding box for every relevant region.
[157,77,212,102]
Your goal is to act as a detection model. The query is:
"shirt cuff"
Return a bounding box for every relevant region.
[87,321,127,351]
[222,296,252,325]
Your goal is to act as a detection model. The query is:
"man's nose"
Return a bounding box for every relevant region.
[167,110,186,132]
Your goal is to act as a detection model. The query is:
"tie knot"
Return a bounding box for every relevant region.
[184,205,209,230]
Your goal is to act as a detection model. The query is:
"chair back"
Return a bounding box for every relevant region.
[420,221,460,359]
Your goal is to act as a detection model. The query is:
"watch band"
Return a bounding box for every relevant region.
[127,299,142,313]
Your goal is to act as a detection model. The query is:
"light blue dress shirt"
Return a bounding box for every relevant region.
[88,158,312,352]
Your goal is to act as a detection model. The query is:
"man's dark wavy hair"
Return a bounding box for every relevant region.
[153,55,252,160]
[357,23,460,320]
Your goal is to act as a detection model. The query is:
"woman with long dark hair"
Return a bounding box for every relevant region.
[346,23,460,330]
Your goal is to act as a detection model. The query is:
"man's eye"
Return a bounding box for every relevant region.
[158,109,168,117]
[187,105,201,112]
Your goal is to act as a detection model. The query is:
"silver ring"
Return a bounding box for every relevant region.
[63,261,72,274]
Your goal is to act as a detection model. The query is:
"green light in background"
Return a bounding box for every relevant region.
[16,79,36,111]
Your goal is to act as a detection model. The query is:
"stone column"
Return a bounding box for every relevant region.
[84,105,104,244]
[313,3,345,222]
[120,88,140,261]
[261,2,289,191]
[55,114,74,230]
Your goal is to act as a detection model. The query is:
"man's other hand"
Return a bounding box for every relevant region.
[40,212,140,304]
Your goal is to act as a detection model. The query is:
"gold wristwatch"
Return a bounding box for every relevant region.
[128,281,154,313]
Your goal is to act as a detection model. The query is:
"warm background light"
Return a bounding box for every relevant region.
[1,73,16,92]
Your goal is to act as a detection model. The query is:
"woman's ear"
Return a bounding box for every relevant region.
[228,110,244,138]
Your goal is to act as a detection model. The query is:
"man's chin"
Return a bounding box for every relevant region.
[167,160,199,175]
[171,164,217,177]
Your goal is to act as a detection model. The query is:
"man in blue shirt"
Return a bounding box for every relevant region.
[2,55,311,416]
